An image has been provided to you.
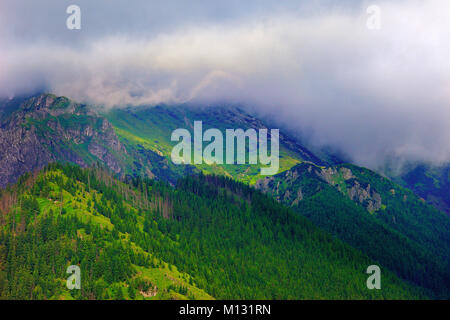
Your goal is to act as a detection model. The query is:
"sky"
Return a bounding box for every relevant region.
[0,0,449,170]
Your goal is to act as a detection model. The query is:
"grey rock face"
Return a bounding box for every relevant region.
[0,94,126,187]
[317,167,337,184]
[348,181,382,212]
[256,163,384,213]
[0,125,53,186]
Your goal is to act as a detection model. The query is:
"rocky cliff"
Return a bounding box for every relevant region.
[255,163,383,213]
[0,94,126,187]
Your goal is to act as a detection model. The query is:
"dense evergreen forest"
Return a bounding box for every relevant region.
[0,163,426,299]
[260,163,450,298]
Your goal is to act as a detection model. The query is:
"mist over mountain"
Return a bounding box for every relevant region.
[1,0,449,170]
[0,92,449,299]
[2,0,450,303]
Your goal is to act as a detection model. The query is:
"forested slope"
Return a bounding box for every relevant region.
[0,164,426,299]
[256,163,450,298]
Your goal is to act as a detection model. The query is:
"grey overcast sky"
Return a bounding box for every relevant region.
[0,0,449,169]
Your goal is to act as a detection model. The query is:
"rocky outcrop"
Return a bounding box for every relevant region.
[339,167,354,180]
[348,180,382,212]
[291,188,303,206]
[0,125,53,187]
[315,166,383,212]
[317,167,337,184]
[254,176,275,194]
[256,163,384,213]
[0,94,126,187]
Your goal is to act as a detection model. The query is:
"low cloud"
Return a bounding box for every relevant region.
[0,0,449,169]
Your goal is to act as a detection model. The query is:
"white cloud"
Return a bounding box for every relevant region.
[0,0,449,168]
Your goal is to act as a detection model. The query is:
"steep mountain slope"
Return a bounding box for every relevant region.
[0,94,192,188]
[0,94,124,187]
[394,163,450,216]
[0,94,324,188]
[105,104,324,184]
[0,164,213,300]
[256,163,450,298]
[1,93,449,300]
[0,164,426,299]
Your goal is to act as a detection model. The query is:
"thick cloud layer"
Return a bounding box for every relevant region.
[1,0,449,169]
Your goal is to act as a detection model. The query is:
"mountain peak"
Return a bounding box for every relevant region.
[17,93,93,118]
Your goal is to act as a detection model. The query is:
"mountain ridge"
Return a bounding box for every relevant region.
[1,93,449,299]
[255,162,450,298]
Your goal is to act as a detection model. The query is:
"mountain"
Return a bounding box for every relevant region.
[393,163,450,216]
[1,93,449,299]
[0,163,426,299]
[255,162,450,298]
[0,94,194,188]
[104,104,325,184]
[0,93,325,188]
